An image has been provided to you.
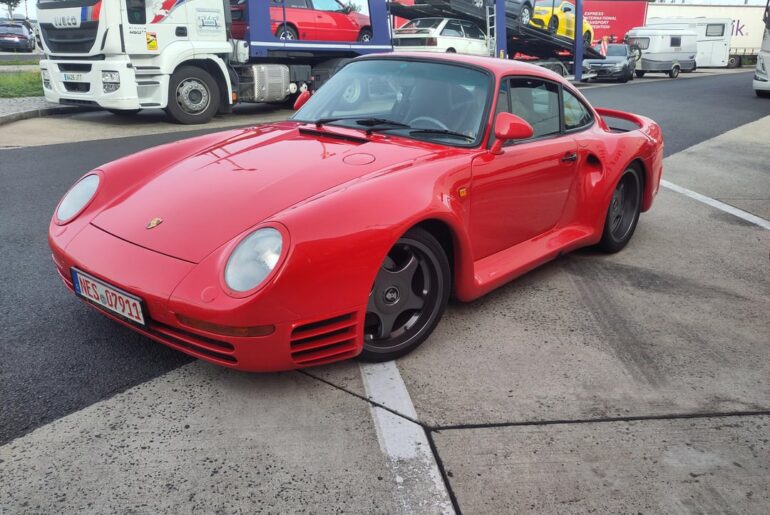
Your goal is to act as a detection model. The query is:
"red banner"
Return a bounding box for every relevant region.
[584,1,648,44]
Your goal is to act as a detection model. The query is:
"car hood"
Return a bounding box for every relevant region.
[585,56,625,65]
[91,122,439,263]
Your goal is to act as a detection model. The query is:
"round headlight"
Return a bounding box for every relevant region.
[56,174,100,223]
[224,228,284,292]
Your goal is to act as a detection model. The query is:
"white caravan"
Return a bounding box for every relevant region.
[626,26,697,78]
[647,17,731,68]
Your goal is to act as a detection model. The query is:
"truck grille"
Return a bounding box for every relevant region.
[40,22,98,53]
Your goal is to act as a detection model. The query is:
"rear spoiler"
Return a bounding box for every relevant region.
[595,107,662,144]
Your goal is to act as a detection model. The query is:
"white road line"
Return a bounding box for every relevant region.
[661,179,770,230]
[360,362,454,515]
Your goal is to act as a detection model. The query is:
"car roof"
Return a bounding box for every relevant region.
[361,52,566,83]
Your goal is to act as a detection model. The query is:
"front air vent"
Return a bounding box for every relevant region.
[41,22,98,53]
[290,313,359,366]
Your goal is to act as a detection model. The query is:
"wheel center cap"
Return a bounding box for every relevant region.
[383,286,400,305]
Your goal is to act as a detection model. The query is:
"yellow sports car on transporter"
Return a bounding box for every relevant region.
[530,0,594,47]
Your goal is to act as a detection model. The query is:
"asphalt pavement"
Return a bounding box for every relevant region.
[1,69,769,512]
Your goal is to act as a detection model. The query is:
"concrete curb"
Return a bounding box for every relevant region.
[0,103,99,127]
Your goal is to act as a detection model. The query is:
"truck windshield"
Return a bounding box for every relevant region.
[292,59,491,147]
[37,0,99,8]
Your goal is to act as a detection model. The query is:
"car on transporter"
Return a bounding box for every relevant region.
[393,17,489,56]
[49,53,664,372]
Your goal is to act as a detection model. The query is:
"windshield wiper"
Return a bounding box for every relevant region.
[313,117,410,130]
[407,129,474,141]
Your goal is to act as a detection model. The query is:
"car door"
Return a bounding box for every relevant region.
[310,0,357,41]
[440,19,464,53]
[271,0,317,40]
[470,77,579,259]
[461,21,487,56]
[560,1,575,38]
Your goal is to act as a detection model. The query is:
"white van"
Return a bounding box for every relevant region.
[647,17,731,68]
[626,26,698,78]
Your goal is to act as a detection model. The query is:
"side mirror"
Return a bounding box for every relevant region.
[293,90,311,110]
[490,112,534,154]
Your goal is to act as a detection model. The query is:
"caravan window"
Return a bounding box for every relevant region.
[670,36,681,47]
[628,37,649,50]
[706,24,725,37]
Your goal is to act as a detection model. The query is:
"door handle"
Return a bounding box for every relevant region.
[561,152,578,163]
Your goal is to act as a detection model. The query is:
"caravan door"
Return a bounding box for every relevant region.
[699,21,730,67]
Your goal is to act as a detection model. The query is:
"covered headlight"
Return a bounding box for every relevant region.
[224,228,284,292]
[56,174,100,223]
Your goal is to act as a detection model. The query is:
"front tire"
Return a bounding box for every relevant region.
[360,228,451,362]
[598,166,642,253]
[165,66,220,125]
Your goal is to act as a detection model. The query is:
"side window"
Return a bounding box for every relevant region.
[508,78,560,138]
[461,21,485,40]
[280,0,308,8]
[126,0,146,24]
[670,36,681,47]
[563,89,593,131]
[311,0,341,11]
[441,20,463,37]
[706,24,725,37]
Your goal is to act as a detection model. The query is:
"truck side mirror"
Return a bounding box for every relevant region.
[490,112,534,154]
[294,90,311,110]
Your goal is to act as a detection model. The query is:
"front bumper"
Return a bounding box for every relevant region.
[40,57,167,111]
[587,67,626,79]
[50,223,364,372]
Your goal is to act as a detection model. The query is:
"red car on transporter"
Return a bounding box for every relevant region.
[49,54,664,372]
[230,0,373,42]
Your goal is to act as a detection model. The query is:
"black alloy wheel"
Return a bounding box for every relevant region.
[548,16,559,34]
[598,166,642,253]
[360,228,450,362]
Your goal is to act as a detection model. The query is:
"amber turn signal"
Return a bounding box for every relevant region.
[176,314,275,337]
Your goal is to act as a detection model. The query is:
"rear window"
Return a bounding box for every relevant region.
[0,25,25,35]
[401,18,443,30]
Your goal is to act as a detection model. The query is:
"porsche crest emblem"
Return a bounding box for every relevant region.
[146,217,163,229]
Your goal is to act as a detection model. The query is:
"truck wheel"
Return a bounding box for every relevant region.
[276,25,298,40]
[727,55,741,68]
[669,65,680,79]
[166,66,220,125]
[635,70,645,78]
[357,28,372,42]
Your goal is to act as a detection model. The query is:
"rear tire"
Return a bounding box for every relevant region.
[275,24,298,40]
[445,48,456,53]
[669,65,680,79]
[360,227,450,362]
[598,166,642,253]
[357,28,372,42]
[165,66,220,125]
[635,70,645,78]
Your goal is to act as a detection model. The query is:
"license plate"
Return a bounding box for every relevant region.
[71,268,146,326]
[63,73,83,81]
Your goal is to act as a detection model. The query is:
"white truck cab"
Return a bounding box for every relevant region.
[754,2,770,97]
[37,0,234,123]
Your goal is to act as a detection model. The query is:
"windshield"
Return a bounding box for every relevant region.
[535,0,560,6]
[292,59,491,147]
[592,44,627,56]
[400,18,443,30]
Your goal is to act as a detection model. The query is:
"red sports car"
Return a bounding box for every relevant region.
[230,0,372,42]
[49,54,663,372]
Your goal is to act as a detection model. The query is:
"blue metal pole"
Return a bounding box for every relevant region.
[574,0,583,80]
[495,0,507,58]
